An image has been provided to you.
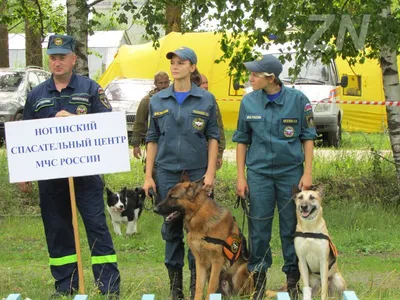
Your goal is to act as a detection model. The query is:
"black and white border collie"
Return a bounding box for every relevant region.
[106,187,145,236]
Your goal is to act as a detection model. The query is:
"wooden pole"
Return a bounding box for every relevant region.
[68,177,85,294]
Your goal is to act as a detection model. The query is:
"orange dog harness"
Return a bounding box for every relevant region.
[203,227,243,265]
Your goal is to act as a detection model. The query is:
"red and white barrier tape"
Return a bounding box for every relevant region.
[216,98,400,106]
[311,100,400,106]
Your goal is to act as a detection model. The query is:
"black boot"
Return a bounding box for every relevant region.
[167,267,184,300]
[190,266,196,300]
[252,272,267,300]
[287,270,300,300]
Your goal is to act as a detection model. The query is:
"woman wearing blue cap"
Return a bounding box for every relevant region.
[143,47,220,299]
[233,54,317,299]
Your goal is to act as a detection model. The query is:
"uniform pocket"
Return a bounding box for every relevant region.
[68,97,92,115]
[34,98,56,118]
[153,109,171,132]
[190,111,209,134]
[278,118,300,140]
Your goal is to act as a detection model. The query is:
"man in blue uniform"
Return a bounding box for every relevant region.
[233,54,316,299]
[17,34,120,299]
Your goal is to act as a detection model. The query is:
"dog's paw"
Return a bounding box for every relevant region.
[303,286,312,300]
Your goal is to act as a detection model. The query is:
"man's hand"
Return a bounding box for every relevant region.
[17,182,32,193]
[133,146,142,159]
[202,172,215,194]
[55,110,73,117]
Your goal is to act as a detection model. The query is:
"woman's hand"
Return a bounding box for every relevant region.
[143,177,156,197]
[236,177,248,198]
[203,172,215,193]
[298,173,312,190]
[17,182,32,193]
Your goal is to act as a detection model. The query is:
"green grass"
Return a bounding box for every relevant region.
[0,133,399,299]
[224,129,392,150]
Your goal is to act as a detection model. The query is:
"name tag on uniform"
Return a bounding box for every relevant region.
[246,115,263,120]
[281,118,299,124]
[191,110,209,117]
[154,109,170,117]
[71,96,89,103]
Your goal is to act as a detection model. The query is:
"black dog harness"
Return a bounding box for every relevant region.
[294,232,338,274]
[203,227,248,265]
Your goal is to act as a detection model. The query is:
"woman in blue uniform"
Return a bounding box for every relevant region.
[233,54,316,300]
[143,47,220,299]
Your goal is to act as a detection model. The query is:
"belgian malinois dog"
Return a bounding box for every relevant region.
[154,172,253,300]
[293,186,347,300]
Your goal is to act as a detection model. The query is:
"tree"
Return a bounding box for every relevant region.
[25,0,42,67]
[199,0,400,183]
[0,0,9,67]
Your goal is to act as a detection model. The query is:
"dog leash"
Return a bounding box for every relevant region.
[235,191,250,233]
[143,187,157,211]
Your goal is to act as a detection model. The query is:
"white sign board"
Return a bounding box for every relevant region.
[5,111,131,183]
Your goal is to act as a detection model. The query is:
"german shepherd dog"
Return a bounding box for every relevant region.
[293,186,346,300]
[154,173,253,300]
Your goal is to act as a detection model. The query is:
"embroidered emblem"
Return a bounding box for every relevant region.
[284,126,295,137]
[154,109,169,117]
[54,38,63,46]
[76,105,87,115]
[306,114,315,128]
[192,117,205,131]
[98,87,110,108]
[304,103,313,112]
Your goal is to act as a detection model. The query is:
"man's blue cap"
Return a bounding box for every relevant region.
[244,54,283,77]
[166,47,197,64]
[47,34,75,55]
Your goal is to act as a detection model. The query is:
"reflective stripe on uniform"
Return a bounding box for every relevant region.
[91,254,117,265]
[49,254,77,266]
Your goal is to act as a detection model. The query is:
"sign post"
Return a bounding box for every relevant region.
[5,111,131,295]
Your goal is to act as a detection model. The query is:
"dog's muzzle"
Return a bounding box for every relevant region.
[299,203,317,219]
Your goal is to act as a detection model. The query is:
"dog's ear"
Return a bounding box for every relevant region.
[186,177,205,200]
[291,185,300,197]
[106,187,113,197]
[181,170,190,182]
[310,184,324,197]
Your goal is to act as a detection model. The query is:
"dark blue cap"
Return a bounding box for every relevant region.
[47,34,75,55]
[244,54,283,77]
[166,47,197,64]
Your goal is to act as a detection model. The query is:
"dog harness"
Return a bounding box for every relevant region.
[294,232,338,274]
[203,227,245,265]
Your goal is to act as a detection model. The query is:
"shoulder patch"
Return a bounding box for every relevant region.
[304,103,313,112]
[306,114,315,128]
[98,87,110,108]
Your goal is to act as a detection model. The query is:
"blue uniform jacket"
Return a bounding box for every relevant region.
[146,83,220,171]
[23,73,111,120]
[233,85,317,175]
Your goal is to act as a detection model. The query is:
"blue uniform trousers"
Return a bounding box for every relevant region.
[247,167,302,274]
[156,167,206,270]
[38,175,120,294]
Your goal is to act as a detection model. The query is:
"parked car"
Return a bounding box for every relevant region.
[0,67,51,140]
[104,77,155,138]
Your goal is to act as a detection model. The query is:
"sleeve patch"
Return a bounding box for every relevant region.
[304,103,313,112]
[306,114,315,128]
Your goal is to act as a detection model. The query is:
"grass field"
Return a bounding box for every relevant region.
[0,133,399,299]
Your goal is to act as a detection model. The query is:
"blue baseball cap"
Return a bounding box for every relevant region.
[166,47,197,64]
[244,54,283,77]
[47,34,75,55]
